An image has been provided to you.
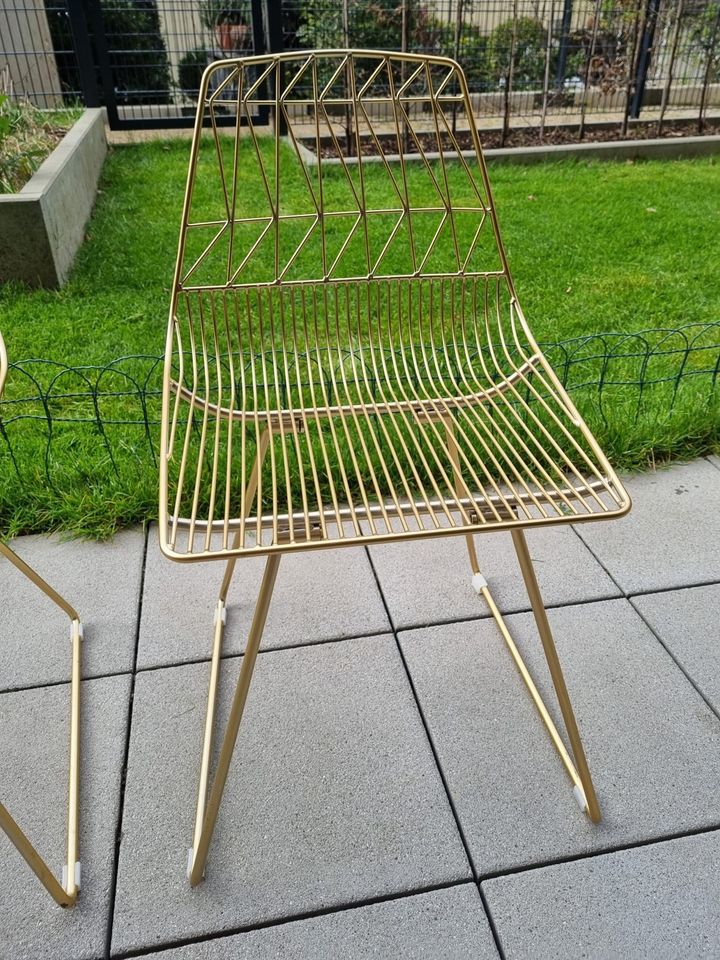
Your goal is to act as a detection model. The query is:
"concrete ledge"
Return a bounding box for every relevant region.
[484,133,720,164]
[297,133,720,167]
[0,108,107,288]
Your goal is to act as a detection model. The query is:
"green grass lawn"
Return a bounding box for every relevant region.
[0,141,718,536]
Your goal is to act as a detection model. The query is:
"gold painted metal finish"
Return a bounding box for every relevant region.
[0,332,83,908]
[161,51,630,883]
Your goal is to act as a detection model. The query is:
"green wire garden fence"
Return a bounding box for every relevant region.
[1,322,718,535]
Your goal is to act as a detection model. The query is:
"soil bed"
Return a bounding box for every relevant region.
[310,121,720,159]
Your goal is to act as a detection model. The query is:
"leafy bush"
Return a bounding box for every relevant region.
[485,17,550,90]
[0,72,79,193]
[178,47,209,101]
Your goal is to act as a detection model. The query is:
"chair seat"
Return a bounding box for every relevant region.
[160,279,630,561]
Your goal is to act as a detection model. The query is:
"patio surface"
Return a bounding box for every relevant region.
[1,456,719,959]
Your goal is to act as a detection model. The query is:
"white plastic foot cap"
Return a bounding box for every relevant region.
[186,848,194,879]
[62,861,81,890]
[573,784,588,813]
[471,573,488,594]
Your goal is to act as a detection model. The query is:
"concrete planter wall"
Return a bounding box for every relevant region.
[0,108,107,289]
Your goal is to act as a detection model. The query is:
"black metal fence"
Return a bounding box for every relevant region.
[1,0,719,132]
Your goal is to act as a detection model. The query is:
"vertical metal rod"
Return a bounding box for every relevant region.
[66,0,100,107]
[630,0,661,119]
[219,428,270,601]
[65,618,82,901]
[189,553,281,886]
[501,0,519,146]
[0,540,82,906]
[657,0,684,135]
[555,0,574,88]
[511,528,601,823]
[698,3,720,133]
[578,0,602,140]
[191,600,225,858]
[539,0,555,141]
[621,0,645,137]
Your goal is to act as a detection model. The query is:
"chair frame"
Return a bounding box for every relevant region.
[0,332,83,908]
[158,50,631,887]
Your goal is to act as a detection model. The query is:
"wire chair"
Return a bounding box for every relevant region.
[159,50,631,886]
[0,331,83,907]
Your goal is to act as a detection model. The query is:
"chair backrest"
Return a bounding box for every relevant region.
[172,50,512,298]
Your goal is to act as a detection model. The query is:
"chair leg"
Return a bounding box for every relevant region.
[187,552,281,887]
[190,431,271,874]
[510,528,601,822]
[0,541,83,906]
[461,531,601,823]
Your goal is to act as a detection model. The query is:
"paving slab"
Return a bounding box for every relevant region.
[0,528,145,690]
[483,831,720,960]
[111,635,471,954]
[707,454,720,472]
[632,583,720,714]
[140,884,498,959]
[399,599,720,876]
[0,674,131,960]
[138,528,390,669]
[575,460,720,594]
[368,524,620,630]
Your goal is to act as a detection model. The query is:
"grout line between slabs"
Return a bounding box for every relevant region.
[5,578,718,696]
[104,523,150,960]
[478,821,720,884]
[109,879,472,959]
[364,546,507,960]
[570,525,720,724]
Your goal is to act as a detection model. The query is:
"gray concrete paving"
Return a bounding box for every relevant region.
[0,528,144,690]
[0,675,130,960]
[138,526,390,669]
[140,885,499,959]
[632,583,720,713]
[482,832,720,959]
[110,637,470,954]
[369,523,620,629]
[399,599,720,876]
[574,459,720,594]
[1,458,719,960]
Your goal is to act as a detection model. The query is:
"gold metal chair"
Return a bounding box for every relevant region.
[159,50,631,887]
[0,331,83,908]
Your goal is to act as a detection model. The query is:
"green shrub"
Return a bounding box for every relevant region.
[0,82,79,193]
[178,47,209,101]
[486,16,550,90]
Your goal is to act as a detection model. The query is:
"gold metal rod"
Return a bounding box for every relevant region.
[65,616,82,901]
[0,804,74,908]
[189,553,281,885]
[480,585,583,793]
[219,427,270,601]
[192,599,225,857]
[0,542,79,621]
[511,528,601,822]
[174,476,615,536]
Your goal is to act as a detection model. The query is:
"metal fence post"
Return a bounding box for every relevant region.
[555,0,574,88]
[630,0,661,119]
[66,0,99,107]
